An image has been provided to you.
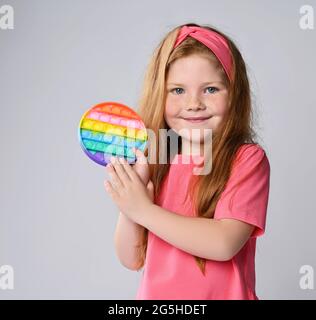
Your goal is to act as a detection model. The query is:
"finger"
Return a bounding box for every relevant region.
[132,147,148,165]
[104,180,119,200]
[118,155,141,182]
[115,156,135,180]
[106,162,124,190]
[110,156,132,185]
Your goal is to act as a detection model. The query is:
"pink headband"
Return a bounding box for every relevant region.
[173,26,233,81]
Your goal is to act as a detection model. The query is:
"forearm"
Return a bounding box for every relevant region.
[114,212,145,270]
[139,204,229,261]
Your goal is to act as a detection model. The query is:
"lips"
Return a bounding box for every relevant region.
[182,116,212,123]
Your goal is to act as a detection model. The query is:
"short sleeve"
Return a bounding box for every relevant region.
[213,144,270,237]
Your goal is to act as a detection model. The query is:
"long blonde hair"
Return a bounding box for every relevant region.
[135,23,258,275]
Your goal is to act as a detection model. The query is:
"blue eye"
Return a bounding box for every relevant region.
[170,88,184,95]
[206,87,219,94]
[170,87,219,95]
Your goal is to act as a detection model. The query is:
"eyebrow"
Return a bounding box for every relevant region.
[167,81,225,86]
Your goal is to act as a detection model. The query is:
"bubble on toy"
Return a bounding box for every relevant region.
[78,102,148,166]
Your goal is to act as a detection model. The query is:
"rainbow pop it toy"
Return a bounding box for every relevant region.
[78,102,148,166]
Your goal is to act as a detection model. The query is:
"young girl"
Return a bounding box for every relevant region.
[104,23,270,300]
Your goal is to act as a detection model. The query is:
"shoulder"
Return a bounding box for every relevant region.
[233,143,270,174]
[235,143,269,164]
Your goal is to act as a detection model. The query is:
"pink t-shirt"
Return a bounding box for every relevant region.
[136,143,270,300]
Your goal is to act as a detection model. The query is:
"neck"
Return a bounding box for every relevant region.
[181,139,204,157]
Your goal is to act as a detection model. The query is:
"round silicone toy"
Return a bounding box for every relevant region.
[78,102,148,166]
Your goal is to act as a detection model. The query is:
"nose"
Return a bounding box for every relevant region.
[185,94,206,111]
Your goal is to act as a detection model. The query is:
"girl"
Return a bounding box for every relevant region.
[104,23,270,300]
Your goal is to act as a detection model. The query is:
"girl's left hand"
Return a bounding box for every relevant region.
[104,156,153,225]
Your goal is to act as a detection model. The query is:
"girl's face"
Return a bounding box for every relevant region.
[164,54,229,147]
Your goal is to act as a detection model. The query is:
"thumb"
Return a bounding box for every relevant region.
[132,147,147,165]
[146,180,154,200]
[146,180,154,191]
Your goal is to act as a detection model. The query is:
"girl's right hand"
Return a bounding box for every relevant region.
[131,147,150,186]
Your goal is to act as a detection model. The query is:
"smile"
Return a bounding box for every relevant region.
[182,116,212,123]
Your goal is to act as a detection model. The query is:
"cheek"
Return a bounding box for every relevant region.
[163,105,172,128]
[164,99,179,121]
[215,104,227,116]
[213,92,229,115]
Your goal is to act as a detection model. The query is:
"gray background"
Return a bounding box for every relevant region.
[0,0,315,299]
